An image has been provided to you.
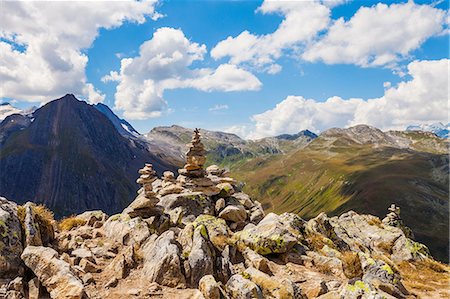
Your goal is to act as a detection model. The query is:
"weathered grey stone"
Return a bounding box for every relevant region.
[188,225,215,287]
[226,274,263,299]
[199,275,222,299]
[142,231,185,287]
[232,213,298,255]
[0,197,24,278]
[21,246,85,299]
[103,213,150,246]
[218,204,247,223]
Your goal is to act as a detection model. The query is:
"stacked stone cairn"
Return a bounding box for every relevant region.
[382,203,413,238]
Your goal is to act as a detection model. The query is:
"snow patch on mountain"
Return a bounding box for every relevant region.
[406,122,449,138]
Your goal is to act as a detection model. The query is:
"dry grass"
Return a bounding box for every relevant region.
[33,204,55,235]
[367,217,383,228]
[341,251,363,279]
[376,241,393,254]
[398,259,450,294]
[305,233,335,251]
[59,216,87,231]
[315,262,334,275]
[17,204,55,243]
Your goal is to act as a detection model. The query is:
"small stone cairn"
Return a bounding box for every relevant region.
[178,128,207,178]
[137,163,157,198]
[382,204,413,238]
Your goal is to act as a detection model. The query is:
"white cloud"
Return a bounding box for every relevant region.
[302,2,446,67]
[0,0,160,104]
[212,1,447,73]
[211,0,331,73]
[236,59,448,139]
[209,104,229,112]
[107,27,261,119]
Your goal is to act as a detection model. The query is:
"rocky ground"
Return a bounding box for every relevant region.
[1,130,449,299]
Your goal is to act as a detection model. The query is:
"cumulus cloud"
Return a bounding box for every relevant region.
[303,2,446,68]
[230,59,448,139]
[211,0,331,73]
[106,27,261,119]
[0,0,160,104]
[212,1,447,73]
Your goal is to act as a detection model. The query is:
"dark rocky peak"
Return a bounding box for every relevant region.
[275,129,318,141]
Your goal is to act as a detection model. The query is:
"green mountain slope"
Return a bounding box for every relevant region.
[232,127,449,262]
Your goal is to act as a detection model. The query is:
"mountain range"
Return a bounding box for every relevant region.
[0,95,448,262]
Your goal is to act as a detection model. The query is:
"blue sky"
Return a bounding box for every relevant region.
[1,0,449,138]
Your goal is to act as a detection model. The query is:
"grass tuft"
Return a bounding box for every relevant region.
[59,216,86,231]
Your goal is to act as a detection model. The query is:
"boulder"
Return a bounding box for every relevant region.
[77,211,107,226]
[242,248,271,274]
[199,275,222,299]
[193,215,231,250]
[232,213,297,255]
[218,205,247,223]
[216,183,235,197]
[391,235,430,262]
[21,246,85,299]
[214,198,226,214]
[158,192,214,225]
[0,197,24,278]
[232,193,253,209]
[23,202,43,246]
[226,274,263,299]
[244,267,306,299]
[142,231,185,287]
[104,245,134,280]
[123,193,160,218]
[103,213,150,246]
[188,225,215,287]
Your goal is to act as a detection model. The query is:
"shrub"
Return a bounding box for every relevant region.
[341,251,363,279]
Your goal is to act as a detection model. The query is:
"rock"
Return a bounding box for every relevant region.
[232,192,253,209]
[199,275,221,299]
[21,246,85,299]
[159,184,184,196]
[163,171,176,181]
[28,277,41,299]
[244,267,306,299]
[104,277,118,288]
[104,245,134,280]
[158,192,214,225]
[226,274,263,299]
[242,248,271,274]
[79,258,100,273]
[7,277,24,296]
[249,202,265,224]
[307,251,345,278]
[232,213,298,255]
[145,214,171,235]
[218,205,247,223]
[123,192,160,218]
[215,198,226,214]
[188,225,215,287]
[77,211,107,226]
[0,197,24,278]
[193,215,231,250]
[216,183,235,197]
[81,273,94,285]
[23,202,43,246]
[206,165,224,176]
[103,213,150,246]
[391,235,430,262]
[178,129,207,178]
[361,257,409,298]
[142,231,185,287]
[71,248,93,260]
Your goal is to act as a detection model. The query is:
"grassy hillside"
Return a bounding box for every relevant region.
[232,136,449,262]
